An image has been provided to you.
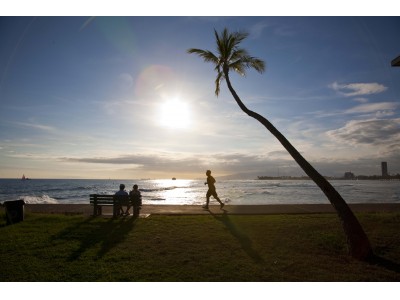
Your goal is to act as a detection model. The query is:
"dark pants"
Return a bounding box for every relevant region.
[206,189,222,205]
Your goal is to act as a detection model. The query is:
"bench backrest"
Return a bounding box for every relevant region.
[90,194,130,205]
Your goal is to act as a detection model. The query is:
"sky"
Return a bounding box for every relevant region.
[1,10,400,179]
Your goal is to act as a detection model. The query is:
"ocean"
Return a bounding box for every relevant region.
[1,178,399,206]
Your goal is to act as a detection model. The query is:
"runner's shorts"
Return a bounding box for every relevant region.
[206,189,218,198]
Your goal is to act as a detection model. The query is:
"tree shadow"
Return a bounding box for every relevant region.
[208,210,264,264]
[367,254,400,274]
[51,215,138,261]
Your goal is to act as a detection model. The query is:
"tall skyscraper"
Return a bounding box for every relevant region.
[381,162,388,177]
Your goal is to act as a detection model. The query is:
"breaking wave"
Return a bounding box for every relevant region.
[140,186,179,192]
[19,195,59,204]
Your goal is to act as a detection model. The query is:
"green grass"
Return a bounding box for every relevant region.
[1,211,400,281]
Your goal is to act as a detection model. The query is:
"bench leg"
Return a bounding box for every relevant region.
[93,205,102,216]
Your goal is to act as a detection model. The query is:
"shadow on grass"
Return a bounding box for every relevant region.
[368,254,400,274]
[51,215,138,261]
[208,210,264,264]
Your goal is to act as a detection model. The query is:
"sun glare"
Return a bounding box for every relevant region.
[159,98,191,129]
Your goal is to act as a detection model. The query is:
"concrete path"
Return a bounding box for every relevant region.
[23,203,400,216]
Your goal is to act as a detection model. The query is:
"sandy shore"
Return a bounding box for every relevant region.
[10,203,400,216]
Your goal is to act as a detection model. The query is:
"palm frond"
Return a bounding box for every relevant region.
[229,61,247,76]
[187,48,219,64]
[230,48,249,62]
[214,71,225,96]
[188,27,266,96]
[232,55,265,73]
[250,58,266,73]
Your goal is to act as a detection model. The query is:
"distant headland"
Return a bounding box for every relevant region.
[258,161,399,181]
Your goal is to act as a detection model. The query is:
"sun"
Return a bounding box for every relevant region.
[158,98,191,129]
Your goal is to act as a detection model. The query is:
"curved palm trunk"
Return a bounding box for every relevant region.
[224,72,372,260]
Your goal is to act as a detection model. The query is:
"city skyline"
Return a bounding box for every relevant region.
[1,15,400,179]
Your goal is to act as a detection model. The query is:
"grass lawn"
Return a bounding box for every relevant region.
[1,211,400,281]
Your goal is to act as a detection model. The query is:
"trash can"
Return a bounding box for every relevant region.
[4,200,25,225]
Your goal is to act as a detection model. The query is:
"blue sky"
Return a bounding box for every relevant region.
[1,14,400,179]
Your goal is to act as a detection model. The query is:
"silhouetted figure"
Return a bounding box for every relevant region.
[115,184,128,216]
[203,170,224,209]
[129,184,142,217]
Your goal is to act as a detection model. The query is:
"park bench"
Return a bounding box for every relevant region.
[90,194,130,216]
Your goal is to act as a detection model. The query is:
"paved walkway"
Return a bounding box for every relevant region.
[23,203,400,216]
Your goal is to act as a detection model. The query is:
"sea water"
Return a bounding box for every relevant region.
[0,178,399,205]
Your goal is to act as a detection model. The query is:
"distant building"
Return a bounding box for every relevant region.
[344,171,355,179]
[382,162,388,177]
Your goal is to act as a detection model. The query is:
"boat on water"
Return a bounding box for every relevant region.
[21,174,31,180]
[172,177,176,180]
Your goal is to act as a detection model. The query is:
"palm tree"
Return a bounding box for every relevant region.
[188,28,372,260]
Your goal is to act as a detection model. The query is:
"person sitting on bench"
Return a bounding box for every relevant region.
[115,184,128,216]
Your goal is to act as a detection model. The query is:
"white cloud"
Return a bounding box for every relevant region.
[310,101,398,119]
[330,82,387,97]
[60,152,283,176]
[79,17,96,32]
[344,102,398,115]
[13,122,57,132]
[353,97,369,103]
[327,118,400,145]
[249,22,269,39]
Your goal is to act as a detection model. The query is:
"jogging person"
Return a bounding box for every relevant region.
[203,170,224,209]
